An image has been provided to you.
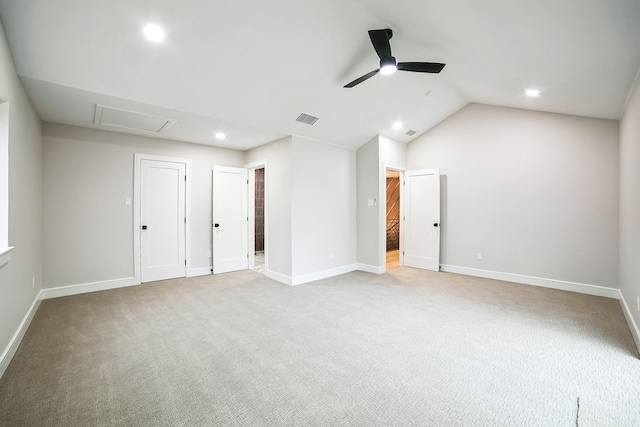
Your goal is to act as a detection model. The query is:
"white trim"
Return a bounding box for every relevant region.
[41,277,140,300]
[0,245,14,267]
[0,292,42,379]
[188,267,212,277]
[440,264,619,299]
[264,269,292,286]
[291,264,358,286]
[381,163,407,273]
[357,264,386,274]
[134,153,191,283]
[244,159,268,170]
[244,159,268,275]
[618,291,640,355]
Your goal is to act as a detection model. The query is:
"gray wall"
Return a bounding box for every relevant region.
[245,136,293,278]
[0,18,43,364]
[356,135,408,270]
[42,123,245,288]
[291,136,356,277]
[356,136,380,269]
[407,103,619,287]
[620,75,640,335]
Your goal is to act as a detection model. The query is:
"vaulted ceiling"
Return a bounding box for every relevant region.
[0,0,639,150]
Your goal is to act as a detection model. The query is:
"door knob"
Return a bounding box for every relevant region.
[142,225,148,230]
[433,223,439,227]
[214,223,220,228]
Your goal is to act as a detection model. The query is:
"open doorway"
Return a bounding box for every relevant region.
[386,169,401,271]
[253,167,265,273]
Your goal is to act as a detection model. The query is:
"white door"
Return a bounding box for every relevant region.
[212,166,248,274]
[140,160,186,282]
[403,168,441,271]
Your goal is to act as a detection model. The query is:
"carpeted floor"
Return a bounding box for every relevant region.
[1,268,639,426]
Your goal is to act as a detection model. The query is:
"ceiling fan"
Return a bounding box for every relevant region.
[344,29,445,88]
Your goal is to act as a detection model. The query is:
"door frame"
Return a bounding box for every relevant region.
[381,162,406,272]
[245,159,268,273]
[133,153,192,282]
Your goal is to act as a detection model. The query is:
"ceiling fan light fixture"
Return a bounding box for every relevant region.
[380,57,397,75]
[525,89,541,97]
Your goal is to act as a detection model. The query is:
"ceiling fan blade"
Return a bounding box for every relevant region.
[368,29,393,60]
[397,62,446,73]
[344,69,380,88]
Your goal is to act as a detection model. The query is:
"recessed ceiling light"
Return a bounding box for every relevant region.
[143,24,165,42]
[525,89,541,97]
[214,133,226,140]
[392,122,403,131]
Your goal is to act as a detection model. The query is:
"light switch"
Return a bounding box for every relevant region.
[124,197,131,206]
[367,198,377,207]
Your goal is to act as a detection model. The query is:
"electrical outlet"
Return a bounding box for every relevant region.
[32,276,35,288]
[476,253,482,261]
[207,251,212,258]
[636,296,639,312]
[330,252,334,260]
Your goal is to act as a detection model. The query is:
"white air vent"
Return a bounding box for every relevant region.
[295,113,319,126]
[405,130,416,136]
[94,105,176,133]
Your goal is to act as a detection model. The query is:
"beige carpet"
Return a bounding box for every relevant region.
[1,268,639,426]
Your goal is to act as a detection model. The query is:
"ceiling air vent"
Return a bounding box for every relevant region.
[94,105,177,133]
[295,113,319,126]
[405,130,417,136]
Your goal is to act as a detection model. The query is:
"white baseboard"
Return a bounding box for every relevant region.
[188,267,212,277]
[291,264,358,286]
[0,292,42,379]
[618,291,640,355]
[264,269,293,286]
[357,264,385,274]
[440,265,620,299]
[264,264,360,286]
[41,277,140,300]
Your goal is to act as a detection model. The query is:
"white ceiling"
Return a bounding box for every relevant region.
[0,0,639,150]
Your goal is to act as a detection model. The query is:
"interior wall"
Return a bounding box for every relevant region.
[245,136,293,278]
[42,123,244,288]
[620,73,640,337]
[0,18,43,369]
[355,135,409,271]
[355,136,380,269]
[407,103,619,287]
[291,136,356,277]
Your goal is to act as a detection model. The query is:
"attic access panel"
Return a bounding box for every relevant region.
[94,105,177,133]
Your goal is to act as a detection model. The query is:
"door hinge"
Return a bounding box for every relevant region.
[185,175,187,181]
[185,260,187,265]
[184,217,186,223]
[247,179,249,184]
[247,253,249,258]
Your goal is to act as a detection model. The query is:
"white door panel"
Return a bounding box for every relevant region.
[213,166,248,274]
[403,169,440,271]
[141,160,186,282]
